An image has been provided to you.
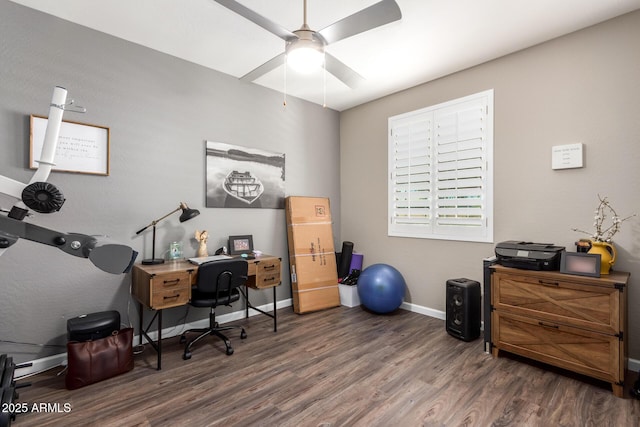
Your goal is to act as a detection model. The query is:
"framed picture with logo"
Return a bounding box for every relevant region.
[228,235,254,255]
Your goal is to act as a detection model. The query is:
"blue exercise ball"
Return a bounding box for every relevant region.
[357,263,406,314]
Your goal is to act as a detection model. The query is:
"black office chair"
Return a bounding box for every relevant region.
[180,259,248,359]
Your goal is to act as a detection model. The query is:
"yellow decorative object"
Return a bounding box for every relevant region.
[588,241,616,275]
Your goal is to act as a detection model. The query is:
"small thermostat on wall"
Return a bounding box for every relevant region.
[552,143,584,170]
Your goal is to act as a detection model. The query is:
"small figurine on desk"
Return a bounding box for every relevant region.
[194,230,209,258]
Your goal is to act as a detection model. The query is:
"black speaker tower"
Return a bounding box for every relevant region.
[446,278,481,341]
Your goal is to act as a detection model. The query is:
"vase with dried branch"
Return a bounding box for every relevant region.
[572,195,635,274]
[572,195,635,243]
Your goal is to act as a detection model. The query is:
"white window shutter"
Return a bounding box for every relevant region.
[434,96,488,238]
[389,114,433,237]
[388,90,493,242]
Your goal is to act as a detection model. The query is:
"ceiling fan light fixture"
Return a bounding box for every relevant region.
[286,30,325,74]
[287,46,324,74]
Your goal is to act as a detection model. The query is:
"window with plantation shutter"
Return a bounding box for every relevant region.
[388,90,493,242]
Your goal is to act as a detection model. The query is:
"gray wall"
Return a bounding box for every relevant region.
[0,1,340,363]
[340,11,640,357]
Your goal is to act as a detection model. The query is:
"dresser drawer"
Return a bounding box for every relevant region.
[248,258,281,289]
[492,271,619,335]
[149,271,191,309]
[492,311,622,384]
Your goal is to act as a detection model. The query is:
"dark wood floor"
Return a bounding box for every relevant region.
[13,306,640,426]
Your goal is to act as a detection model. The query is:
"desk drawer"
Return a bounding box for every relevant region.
[151,287,190,309]
[251,258,281,289]
[149,271,191,309]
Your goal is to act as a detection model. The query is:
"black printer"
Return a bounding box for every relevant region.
[495,241,565,271]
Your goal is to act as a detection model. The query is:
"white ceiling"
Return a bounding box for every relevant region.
[9,0,640,111]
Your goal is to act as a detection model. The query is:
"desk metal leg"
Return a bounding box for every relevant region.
[138,306,163,370]
[272,286,277,333]
[243,286,278,332]
[245,289,250,319]
[157,310,162,370]
[138,302,144,347]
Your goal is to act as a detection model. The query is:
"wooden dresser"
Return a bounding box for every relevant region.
[490,265,629,397]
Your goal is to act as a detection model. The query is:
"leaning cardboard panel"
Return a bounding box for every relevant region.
[286,196,340,313]
[286,196,331,223]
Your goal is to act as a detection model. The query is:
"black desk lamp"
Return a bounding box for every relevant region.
[136,202,200,265]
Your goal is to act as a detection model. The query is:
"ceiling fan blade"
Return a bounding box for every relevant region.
[318,0,402,45]
[241,52,286,82]
[324,53,365,89]
[213,0,296,41]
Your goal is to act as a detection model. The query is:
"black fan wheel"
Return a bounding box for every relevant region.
[21,182,65,213]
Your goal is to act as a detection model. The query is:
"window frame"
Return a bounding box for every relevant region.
[388,89,494,243]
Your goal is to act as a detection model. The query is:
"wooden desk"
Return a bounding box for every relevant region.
[131,255,281,369]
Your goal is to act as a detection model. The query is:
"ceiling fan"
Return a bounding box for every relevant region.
[213,0,402,88]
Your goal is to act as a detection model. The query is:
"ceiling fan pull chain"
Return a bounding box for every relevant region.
[323,60,327,108]
[283,55,287,107]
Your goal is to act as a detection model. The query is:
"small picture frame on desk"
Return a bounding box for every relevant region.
[228,235,254,255]
[560,251,601,277]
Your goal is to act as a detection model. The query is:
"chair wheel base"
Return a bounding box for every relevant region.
[241,330,247,339]
[183,351,192,360]
[226,347,234,356]
[179,335,186,344]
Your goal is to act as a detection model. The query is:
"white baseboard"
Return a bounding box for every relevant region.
[400,301,446,320]
[15,298,293,379]
[14,353,68,379]
[15,297,640,379]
